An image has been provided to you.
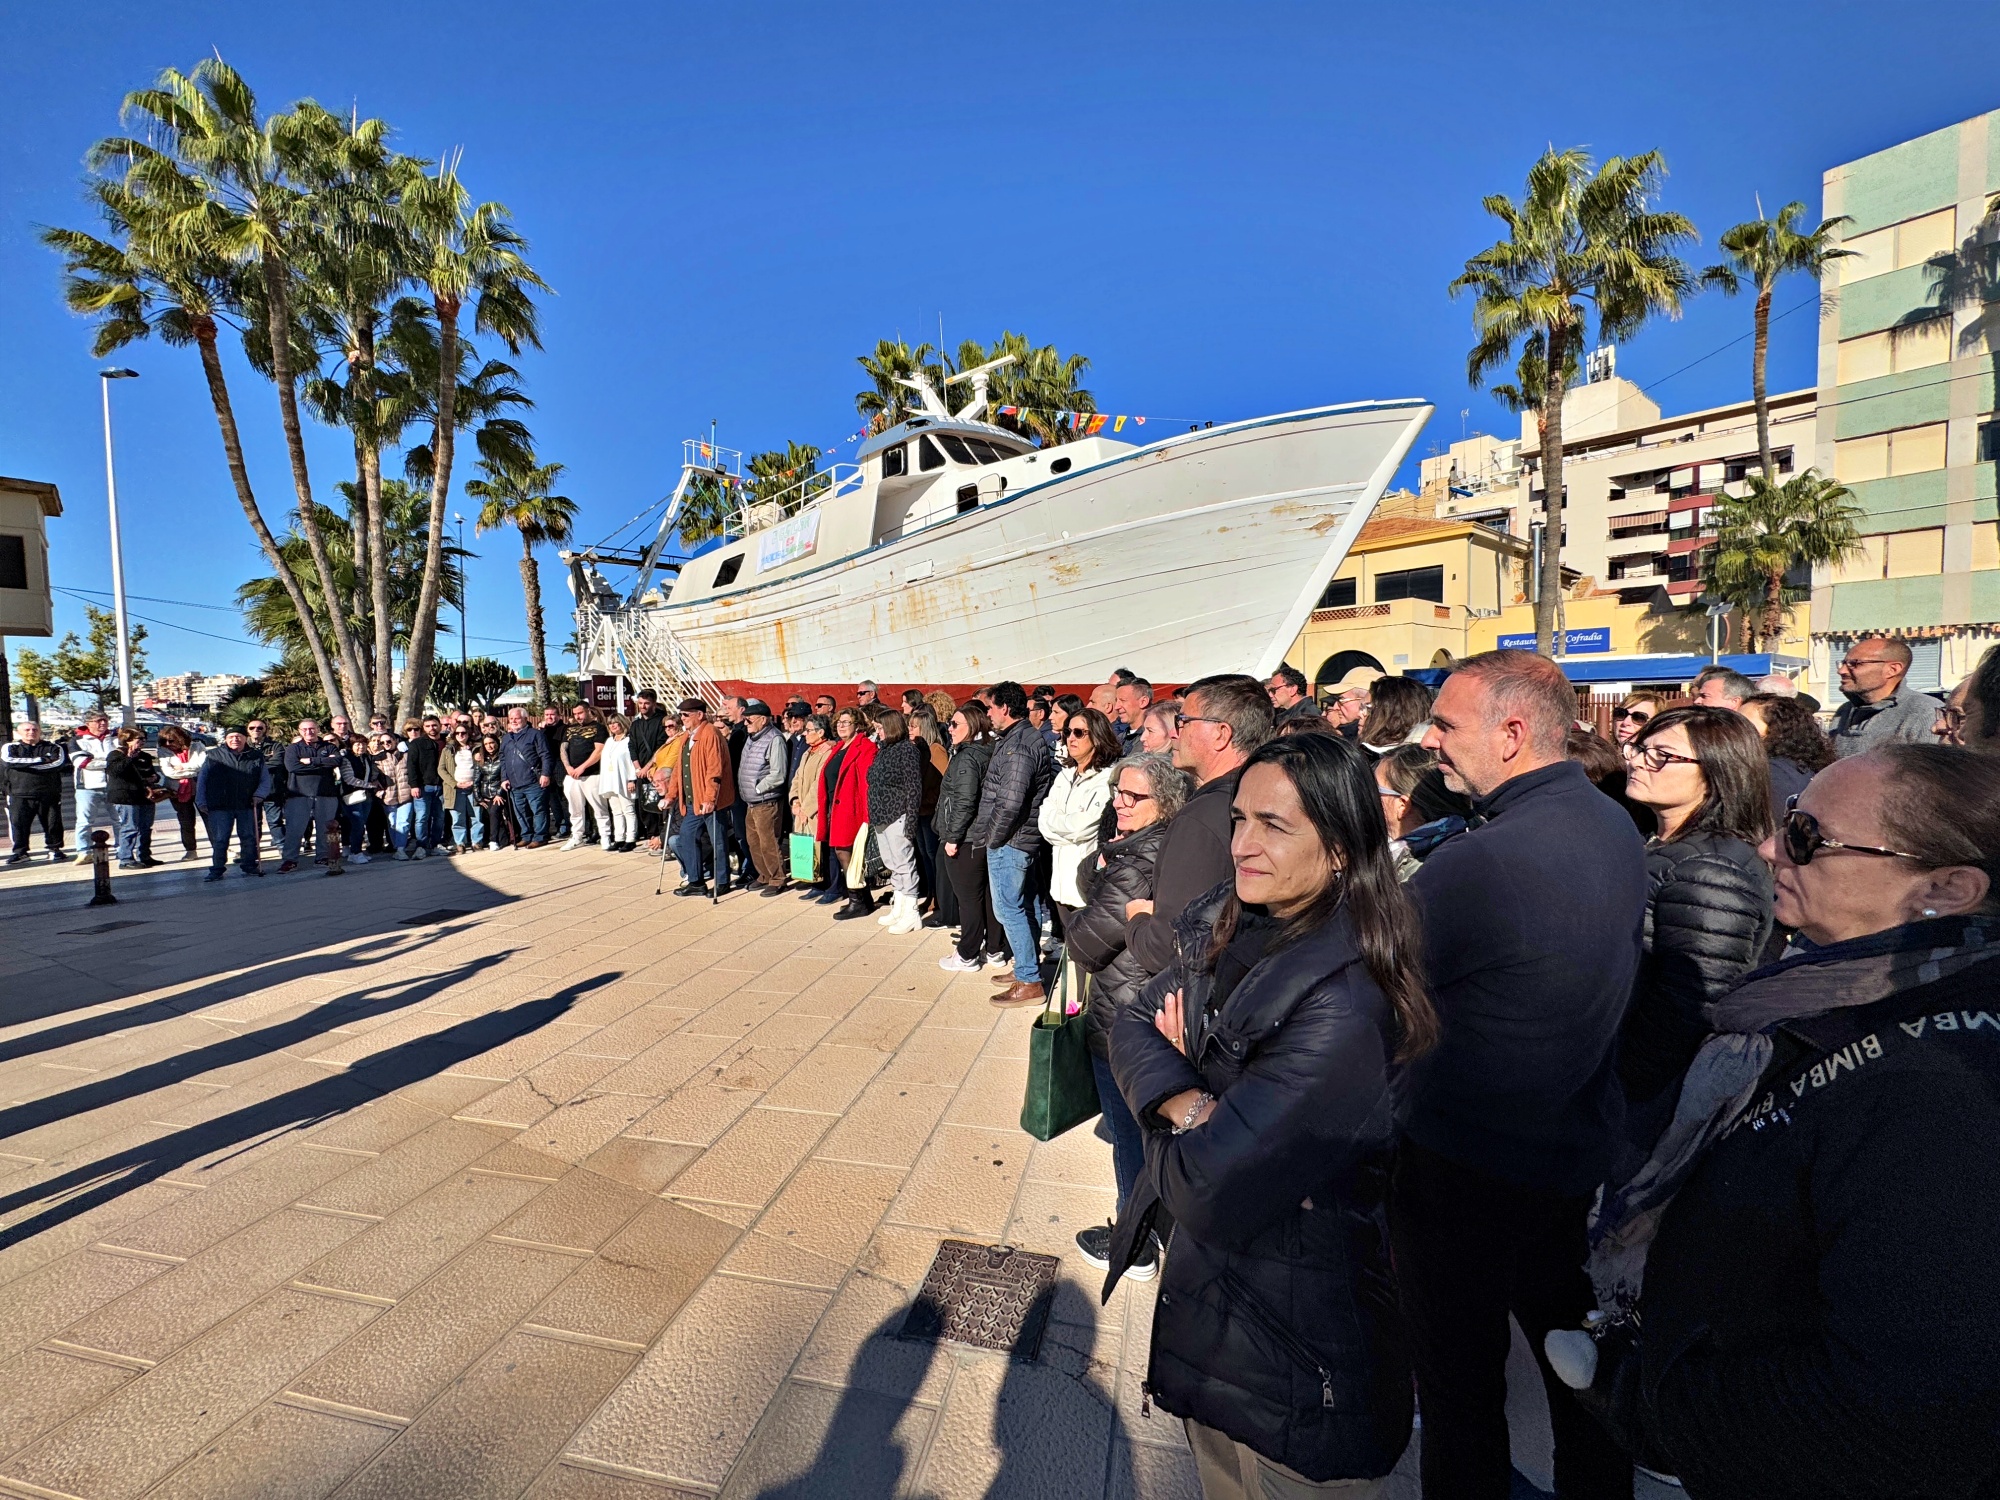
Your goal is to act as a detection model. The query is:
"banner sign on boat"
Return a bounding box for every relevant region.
[757,508,821,572]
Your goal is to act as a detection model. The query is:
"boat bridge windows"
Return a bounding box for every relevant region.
[891,431,1027,478]
[882,445,908,478]
[919,435,946,472]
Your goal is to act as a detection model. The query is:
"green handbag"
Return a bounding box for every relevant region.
[1019,953,1101,1141]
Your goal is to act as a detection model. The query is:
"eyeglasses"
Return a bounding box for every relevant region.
[1611,708,1652,724]
[1624,741,1701,772]
[1936,706,1967,731]
[1840,656,1895,671]
[1111,786,1154,804]
[1782,802,1927,866]
[1175,713,1226,731]
[1377,785,1405,799]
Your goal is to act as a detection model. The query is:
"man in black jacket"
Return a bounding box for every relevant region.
[626,690,671,843]
[1394,649,1646,1500]
[3,720,67,862]
[970,681,1054,1003]
[280,720,345,871]
[537,707,570,839]
[500,706,555,846]
[1125,673,1272,977]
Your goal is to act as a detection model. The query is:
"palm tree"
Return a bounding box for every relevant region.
[1706,470,1862,651]
[975,332,1096,446]
[110,59,374,719]
[396,156,547,722]
[854,339,943,426]
[468,456,575,707]
[40,170,352,719]
[1704,201,1853,481]
[746,442,827,511]
[1452,147,1698,655]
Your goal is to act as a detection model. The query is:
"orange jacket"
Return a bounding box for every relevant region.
[666,720,735,814]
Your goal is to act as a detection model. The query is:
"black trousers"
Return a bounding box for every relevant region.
[1388,1138,1632,1500]
[943,846,1008,963]
[8,792,64,854]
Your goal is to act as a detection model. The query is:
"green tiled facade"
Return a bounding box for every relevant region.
[1813,108,2000,692]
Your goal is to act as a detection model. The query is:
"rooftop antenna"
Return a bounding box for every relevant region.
[943,355,1017,422]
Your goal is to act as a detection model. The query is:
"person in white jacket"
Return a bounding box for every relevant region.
[597,717,639,851]
[1036,706,1122,917]
[68,710,116,861]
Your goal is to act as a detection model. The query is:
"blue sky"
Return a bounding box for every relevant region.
[3,1,1995,684]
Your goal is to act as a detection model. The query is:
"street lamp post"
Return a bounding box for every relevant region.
[100,368,140,728]
[454,512,468,708]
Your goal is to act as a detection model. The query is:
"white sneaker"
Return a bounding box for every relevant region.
[601,840,615,852]
[938,952,982,973]
[485,841,500,851]
[562,836,585,851]
[347,852,371,865]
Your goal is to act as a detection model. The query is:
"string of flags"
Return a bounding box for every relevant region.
[994,407,1147,434]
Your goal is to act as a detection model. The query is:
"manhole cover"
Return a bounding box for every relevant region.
[58,920,151,936]
[900,1240,1060,1359]
[399,908,475,926]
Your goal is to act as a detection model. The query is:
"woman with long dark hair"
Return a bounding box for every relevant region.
[821,706,877,917]
[867,708,925,932]
[1357,676,1434,755]
[934,701,1010,971]
[1037,705,1122,920]
[1740,691,1835,823]
[1107,733,1435,1496]
[155,724,206,861]
[1616,704,1776,1111]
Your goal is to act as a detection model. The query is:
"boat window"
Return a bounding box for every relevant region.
[919,435,945,471]
[939,435,976,465]
[713,554,744,588]
[1050,456,1073,474]
[962,438,1008,463]
[882,444,907,478]
[956,484,979,514]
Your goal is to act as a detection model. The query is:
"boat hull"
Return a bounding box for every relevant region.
[590,400,1430,696]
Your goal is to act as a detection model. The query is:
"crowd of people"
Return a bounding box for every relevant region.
[3,638,1998,1496]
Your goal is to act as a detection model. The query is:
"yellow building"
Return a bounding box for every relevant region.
[1284,491,1810,689]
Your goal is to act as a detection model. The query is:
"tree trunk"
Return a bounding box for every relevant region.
[1762,565,1786,654]
[259,256,367,720]
[193,317,347,720]
[349,435,374,684]
[522,533,550,708]
[1753,283,1774,482]
[398,295,460,721]
[1533,324,1569,657]
[355,316,396,719]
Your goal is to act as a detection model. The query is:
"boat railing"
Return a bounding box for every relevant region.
[729,463,864,535]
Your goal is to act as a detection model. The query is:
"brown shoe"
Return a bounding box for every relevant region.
[992,982,1046,1008]
[990,972,1019,986]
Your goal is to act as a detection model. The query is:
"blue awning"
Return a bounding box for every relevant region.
[1548,652,1772,686]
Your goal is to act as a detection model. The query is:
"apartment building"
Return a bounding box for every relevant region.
[1815,108,2000,691]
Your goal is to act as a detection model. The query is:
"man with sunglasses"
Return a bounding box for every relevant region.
[1124,674,1273,979]
[1829,635,1936,757]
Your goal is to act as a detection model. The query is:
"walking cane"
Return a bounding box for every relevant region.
[709,808,723,905]
[654,804,676,896]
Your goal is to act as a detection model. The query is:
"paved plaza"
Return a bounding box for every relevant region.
[0,848,1620,1500]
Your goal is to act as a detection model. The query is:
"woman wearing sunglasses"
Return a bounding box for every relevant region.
[1036,706,1124,926]
[1615,705,1775,1113]
[1608,691,1658,746]
[1555,744,2000,1499]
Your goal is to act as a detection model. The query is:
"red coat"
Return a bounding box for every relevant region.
[822,734,877,849]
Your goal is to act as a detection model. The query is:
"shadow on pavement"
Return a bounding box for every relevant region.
[0,972,618,1253]
[0,949,522,1141]
[745,1277,1132,1500]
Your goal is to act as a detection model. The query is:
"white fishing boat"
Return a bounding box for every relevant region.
[569,360,1430,700]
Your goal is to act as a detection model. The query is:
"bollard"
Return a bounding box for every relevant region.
[86,829,116,907]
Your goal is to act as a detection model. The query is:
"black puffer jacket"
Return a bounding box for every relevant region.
[967,719,1052,852]
[1634,944,2000,1499]
[1616,833,1774,1108]
[1105,888,1413,1482]
[865,738,924,840]
[1066,820,1169,1058]
[932,737,995,847]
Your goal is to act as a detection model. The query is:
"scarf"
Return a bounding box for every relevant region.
[1586,915,1998,1317]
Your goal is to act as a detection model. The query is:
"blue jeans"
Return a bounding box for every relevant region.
[508,784,548,842]
[416,787,445,850]
[112,801,155,865]
[1091,1051,1146,1213]
[452,792,483,848]
[986,844,1041,984]
[676,811,729,892]
[203,806,259,872]
[388,801,418,852]
[338,800,370,854]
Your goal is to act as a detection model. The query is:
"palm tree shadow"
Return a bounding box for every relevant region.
[738,1276,1132,1500]
[0,971,619,1253]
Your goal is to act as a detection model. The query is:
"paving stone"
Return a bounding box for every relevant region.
[590,1032,737,1099]
[0,1346,139,1460]
[527,1200,739,1348]
[753,1159,907,1268]
[757,1043,890,1114]
[523,1463,711,1499]
[144,1401,398,1500]
[338,1331,637,1500]
[880,1026,990,1088]
[1109,1435,1202,1500]
[297,1093,442,1154]
[297,1168,549,1300]
[0,1182,196,1288]
[824,997,933,1054]
[294,1118,512,1220]
[944,1055,1034,1130]
[569,1006,702,1061]
[715,1230,849,1291]
[0,1287,379,1500]
[63,1207,370,1364]
[0,1248,171,1363]
[815,1078,956,1171]
[666,1107,835,1209]
[887,1125,1031,1239]
[290,1240,580,1420]
[519,1091,665,1166]
[1023,1120,1119,1188]
[718,1377,938,1499]
[912,1345,1115,1500]
[791,1269,952,1406]
[624,1079,761,1147]
[578,1138,699,1196]
[493,1164,653,1252]
[566,1277,830,1489]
